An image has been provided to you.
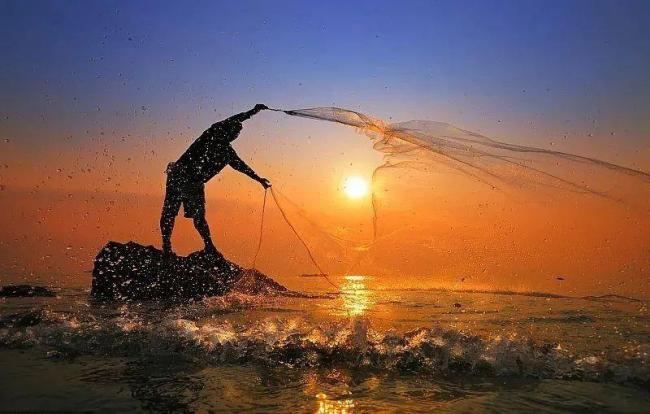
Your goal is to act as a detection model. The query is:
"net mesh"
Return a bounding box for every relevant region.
[283,107,650,196]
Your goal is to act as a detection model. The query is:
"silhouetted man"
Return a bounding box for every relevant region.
[161,104,271,256]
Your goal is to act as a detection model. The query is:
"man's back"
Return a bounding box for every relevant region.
[173,120,238,183]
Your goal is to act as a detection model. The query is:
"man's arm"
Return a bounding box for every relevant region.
[228,148,271,188]
[226,104,269,123]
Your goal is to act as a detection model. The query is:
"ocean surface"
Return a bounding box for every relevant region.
[1,275,649,413]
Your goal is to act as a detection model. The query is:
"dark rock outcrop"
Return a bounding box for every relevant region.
[0,310,44,328]
[91,241,287,301]
[0,285,56,297]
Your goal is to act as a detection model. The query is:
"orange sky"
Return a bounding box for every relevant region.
[1,114,648,298]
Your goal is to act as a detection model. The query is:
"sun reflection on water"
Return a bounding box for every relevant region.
[315,392,355,414]
[340,275,374,316]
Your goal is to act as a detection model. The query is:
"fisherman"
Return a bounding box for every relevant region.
[161,104,271,256]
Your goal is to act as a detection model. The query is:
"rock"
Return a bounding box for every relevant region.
[0,285,56,297]
[91,241,287,301]
[231,269,288,295]
[0,310,44,328]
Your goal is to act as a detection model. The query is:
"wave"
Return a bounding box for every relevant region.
[581,294,643,303]
[524,315,596,324]
[1,301,648,386]
[385,287,646,302]
[383,287,569,298]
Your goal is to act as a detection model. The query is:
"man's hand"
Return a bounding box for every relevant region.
[231,104,269,123]
[259,177,271,189]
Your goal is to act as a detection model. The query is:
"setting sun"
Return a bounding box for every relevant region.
[342,176,369,199]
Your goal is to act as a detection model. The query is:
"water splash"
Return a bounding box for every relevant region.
[1,303,647,385]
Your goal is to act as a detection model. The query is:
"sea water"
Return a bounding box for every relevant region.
[1,276,649,413]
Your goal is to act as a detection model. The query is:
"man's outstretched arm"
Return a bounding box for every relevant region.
[228,150,271,188]
[227,104,269,123]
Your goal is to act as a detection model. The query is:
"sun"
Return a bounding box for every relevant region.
[342,176,369,199]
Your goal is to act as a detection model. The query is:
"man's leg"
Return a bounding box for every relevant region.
[193,214,217,252]
[185,182,217,253]
[160,196,181,255]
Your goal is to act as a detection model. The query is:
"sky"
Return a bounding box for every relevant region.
[1,0,649,295]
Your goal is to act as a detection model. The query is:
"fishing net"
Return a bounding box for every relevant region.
[257,107,650,294]
[281,107,649,198]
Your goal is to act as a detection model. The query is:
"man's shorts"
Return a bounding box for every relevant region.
[164,164,205,219]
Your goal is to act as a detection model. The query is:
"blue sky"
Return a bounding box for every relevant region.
[1,0,649,165]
